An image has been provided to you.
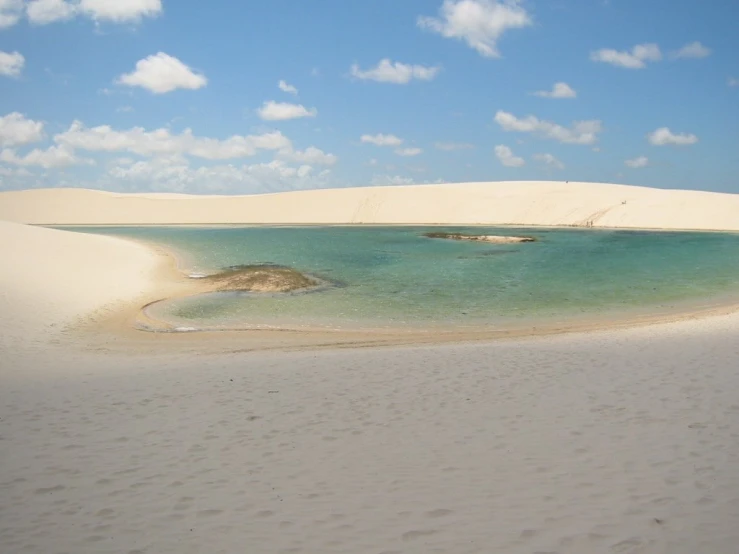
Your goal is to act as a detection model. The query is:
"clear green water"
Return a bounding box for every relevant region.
[63,226,739,331]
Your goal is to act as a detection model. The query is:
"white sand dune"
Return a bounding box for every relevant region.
[2,192,739,553]
[1,180,739,230]
[0,221,162,351]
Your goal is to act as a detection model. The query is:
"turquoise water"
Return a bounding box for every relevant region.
[64,226,739,331]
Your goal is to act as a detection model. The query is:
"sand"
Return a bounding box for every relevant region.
[0,221,165,352]
[1,181,739,230]
[2,185,739,553]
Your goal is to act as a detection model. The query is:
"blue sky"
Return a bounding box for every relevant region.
[0,0,737,193]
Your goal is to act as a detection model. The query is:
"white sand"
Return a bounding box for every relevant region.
[1,197,739,553]
[1,180,739,230]
[3,315,739,553]
[0,221,165,352]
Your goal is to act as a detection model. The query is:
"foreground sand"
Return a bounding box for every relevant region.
[3,313,739,554]
[2,181,739,230]
[2,219,739,553]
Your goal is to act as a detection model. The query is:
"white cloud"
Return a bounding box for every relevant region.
[671,41,711,60]
[370,174,415,186]
[533,82,576,99]
[350,59,440,84]
[0,145,87,168]
[109,156,331,194]
[0,0,22,28]
[26,0,76,24]
[0,50,24,77]
[278,80,298,95]
[647,127,698,146]
[78,0,161,23]
[361,134,403,147]
[418,0,532,58]
[590,43,662,69]
[0,112,45,147]
[117,53,207,94]
[495,110,602,145]
[55,121,292,159]
[624,156,649,168]
[0,165,34,178]
[729,77,739,88]
[116,105,134,113]
[257,101,317,121]
[435,141,474,151]
[494,144,524,167]
[279,146,337,166]
[25,0,161,25]
[533,153,564,170]
[395,147,422,157]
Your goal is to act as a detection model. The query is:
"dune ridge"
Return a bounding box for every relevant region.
[1,181,739,230]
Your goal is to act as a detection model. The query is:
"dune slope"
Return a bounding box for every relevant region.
[1,181,739,230]
[0,221,161,351]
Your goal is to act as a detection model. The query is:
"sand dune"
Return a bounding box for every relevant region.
[0,221,163,351]
[1,181,739,230]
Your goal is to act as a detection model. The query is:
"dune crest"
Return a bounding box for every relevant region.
[1,181,739,230]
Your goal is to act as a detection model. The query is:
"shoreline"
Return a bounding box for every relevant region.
[45,222,739,234]
[4,217,739,355]
[72,233,739,355]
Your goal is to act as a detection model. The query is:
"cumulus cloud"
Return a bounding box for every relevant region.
[350,59,440,84]
[0,112,45,147]
[0,144,88,168]
[257,101,317,121]
[26,0,76,24]
[108,156,331,194]
[0,50,24,77]
[671,41,711,60]
[55,121,293,159]
[78,0,162,22]
[494,144,524,167]
[647,127,698,146]
[0,0,23,28]
[0,166,34,179]
[435,142,474,151]
[25,0,161,25]
[117,53,207,94]
[495,110,602,145]
[590,43,662,69]
[624,156,649,168]
[278,146,337,166]
[395,147,422,157]
[533,153,564,170]
[278,80,298,95]
[361,134,403,147]
[418,0,532,58]
[533,82,576,99]
[370,174,416,186]
[51,119,338,177]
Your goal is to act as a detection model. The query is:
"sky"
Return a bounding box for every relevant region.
[0,0,737,194]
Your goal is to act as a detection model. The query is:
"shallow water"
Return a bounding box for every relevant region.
[63,226,739,331]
